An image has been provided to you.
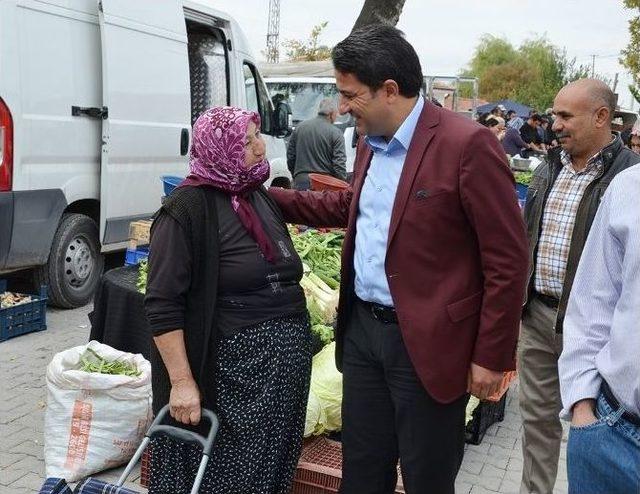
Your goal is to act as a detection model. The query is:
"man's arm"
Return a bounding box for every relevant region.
[286,129,297,175]
[459,127,529,373]
[269,187,352,228]
[558,181,624,422]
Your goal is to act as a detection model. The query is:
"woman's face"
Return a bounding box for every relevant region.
[244,121,266,168]
[490,123,506,137]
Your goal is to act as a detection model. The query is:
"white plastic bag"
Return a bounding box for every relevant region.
[304,342,343,436]
[44,341,152,482]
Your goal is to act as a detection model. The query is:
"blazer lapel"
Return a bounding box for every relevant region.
[387,103,440,247]
[349,141,373,219]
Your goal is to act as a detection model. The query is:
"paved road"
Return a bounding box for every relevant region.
[0,303,568,493]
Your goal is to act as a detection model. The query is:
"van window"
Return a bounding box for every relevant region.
[265,82,350,125]
[188,28,229,124]
[243,62,273,135]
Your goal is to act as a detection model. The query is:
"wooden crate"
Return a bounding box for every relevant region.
[128,220,152,250]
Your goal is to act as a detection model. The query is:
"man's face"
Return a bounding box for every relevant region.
[335,70,388,137]
[631,134,640,153]
[552,87,605,157]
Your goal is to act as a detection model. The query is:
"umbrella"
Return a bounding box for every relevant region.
[476,99,532,118]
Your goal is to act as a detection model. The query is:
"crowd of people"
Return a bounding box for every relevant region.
[142,23,640,494]
[480,101,640,162]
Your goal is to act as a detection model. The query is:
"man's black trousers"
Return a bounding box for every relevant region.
[339,300,468,494]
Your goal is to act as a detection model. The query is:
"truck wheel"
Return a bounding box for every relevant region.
[33,213,104,308]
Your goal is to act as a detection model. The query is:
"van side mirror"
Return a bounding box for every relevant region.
[273,101,293,138]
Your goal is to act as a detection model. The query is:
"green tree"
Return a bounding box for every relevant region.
[283,22,332,62]
[620,0,640,104]
[462,35,591,110]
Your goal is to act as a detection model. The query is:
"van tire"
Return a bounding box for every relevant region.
[33,213,104,309]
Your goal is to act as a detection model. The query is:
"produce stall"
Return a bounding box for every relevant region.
[89,266,151,359]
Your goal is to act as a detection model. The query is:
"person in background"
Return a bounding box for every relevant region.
[559,163,640,494]
[270,24,528,494]
[518,79,638,494]
[287,98,347,190]
[507,110,525,131]
[542,116,559,148]
[145,106,312,494]
[628,123,640,153]
[491,104,507,119]
[503,123,535,157]
[483,115,506,141]
[519,113,544,153]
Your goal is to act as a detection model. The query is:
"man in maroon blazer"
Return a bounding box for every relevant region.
[270,25,528,494]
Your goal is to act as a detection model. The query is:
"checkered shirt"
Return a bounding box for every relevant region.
[534,150,604,298]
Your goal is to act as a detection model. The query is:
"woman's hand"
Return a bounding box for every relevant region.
[170,377,202,425]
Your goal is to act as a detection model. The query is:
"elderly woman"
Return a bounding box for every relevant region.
[482,115,506,141]
[144,107,311,493]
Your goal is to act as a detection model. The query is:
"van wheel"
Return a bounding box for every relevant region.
[270,177,291,189]
[33,213,104,309]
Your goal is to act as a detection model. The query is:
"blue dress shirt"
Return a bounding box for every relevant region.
[354,96,424,307]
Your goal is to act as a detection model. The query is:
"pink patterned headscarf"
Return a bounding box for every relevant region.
[180,106,276,262]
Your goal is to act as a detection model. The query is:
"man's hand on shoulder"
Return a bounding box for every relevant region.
[467,362,504,400]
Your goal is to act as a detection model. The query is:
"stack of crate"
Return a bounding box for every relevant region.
[125,220,153,266]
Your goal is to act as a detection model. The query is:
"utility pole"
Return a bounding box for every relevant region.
[266,0,281,63]
[591,54,596,78]
[612,73,619,92]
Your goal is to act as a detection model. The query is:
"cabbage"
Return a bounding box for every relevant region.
[309,342,343,433]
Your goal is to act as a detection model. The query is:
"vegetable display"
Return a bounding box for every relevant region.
[1,291,32,309]
[290,228,343,288]
[79,347,141,377]
[137,260,148,294]
[290,227,344,347]
[514,170,533,185]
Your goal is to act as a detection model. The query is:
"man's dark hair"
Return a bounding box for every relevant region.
[332,24,423,98]
[507,110,516,117]
[529,113,543,123]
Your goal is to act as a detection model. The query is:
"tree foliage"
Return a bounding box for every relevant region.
[283,22,332,62]
[620,0,640,102]
[462,35,591,110]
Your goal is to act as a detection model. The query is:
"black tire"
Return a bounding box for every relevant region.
[33,213,104,309]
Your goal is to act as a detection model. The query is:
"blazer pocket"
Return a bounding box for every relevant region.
[412,190,451,208]
[447,291,483,323]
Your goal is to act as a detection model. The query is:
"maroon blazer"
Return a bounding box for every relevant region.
[270,101,529,403]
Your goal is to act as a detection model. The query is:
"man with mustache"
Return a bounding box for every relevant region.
[518,78,638,494]
[270,24,528,493]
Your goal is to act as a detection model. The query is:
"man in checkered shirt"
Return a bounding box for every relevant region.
[518,79,639,494]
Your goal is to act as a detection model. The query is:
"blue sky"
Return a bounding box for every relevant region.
[202,0,638,110]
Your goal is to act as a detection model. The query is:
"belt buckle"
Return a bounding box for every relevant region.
[371,304,393,324]
[370,304,382,321]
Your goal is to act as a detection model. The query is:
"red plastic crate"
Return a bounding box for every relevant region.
[292,436,404,494]
[140,447,150,488]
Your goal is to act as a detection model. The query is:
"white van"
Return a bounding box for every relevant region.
[264,76,357,175]
[0,0,292,308]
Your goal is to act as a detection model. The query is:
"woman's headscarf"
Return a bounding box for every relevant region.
[180,106,276,262]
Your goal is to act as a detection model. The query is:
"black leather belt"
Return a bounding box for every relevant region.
[534,291,560,310]
[357,298,398,324]
[602,381,640,427]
